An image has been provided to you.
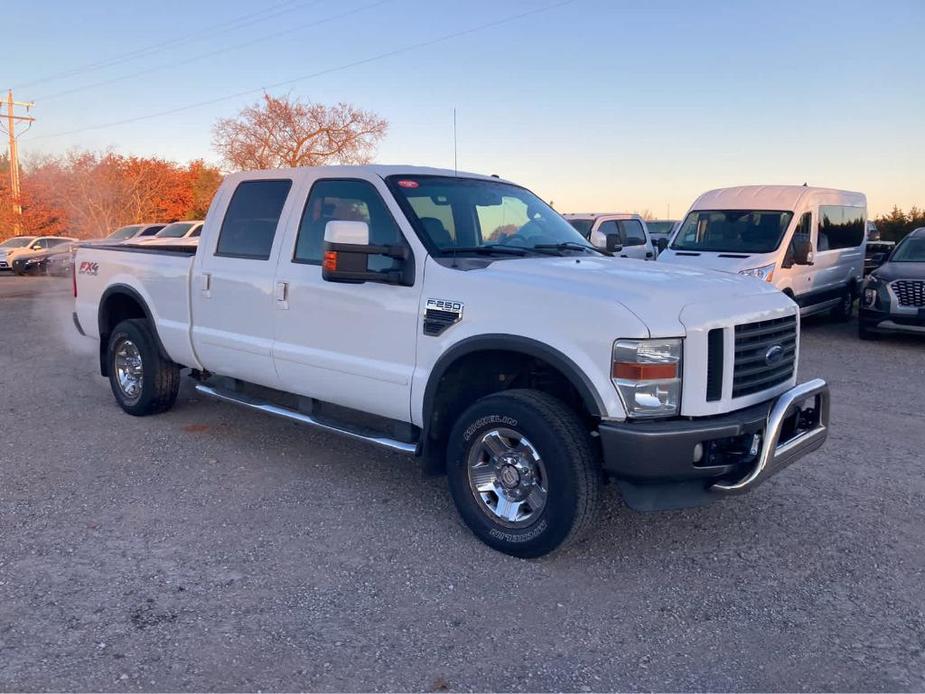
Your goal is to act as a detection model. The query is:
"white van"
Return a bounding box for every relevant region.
[562,213,656,260]
[658,186,867,320]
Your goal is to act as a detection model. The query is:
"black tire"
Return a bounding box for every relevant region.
[830,289,855,322]
[858,322,879,340]
[446,389,601,558]
[107,318,180,416]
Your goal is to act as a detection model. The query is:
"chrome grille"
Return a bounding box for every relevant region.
[892,280,925,307]
[733,315,797,398]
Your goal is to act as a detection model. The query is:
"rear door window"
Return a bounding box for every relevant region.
[216,179,293,260]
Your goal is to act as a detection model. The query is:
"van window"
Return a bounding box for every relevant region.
[294,179,403,271]
[216,179,292,260]
[818,206,865,251]
[671,210,793,253]
[619,220,647,246]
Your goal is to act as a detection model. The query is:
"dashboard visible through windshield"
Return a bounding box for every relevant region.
[387,175,598,257]
[671,209,793,254]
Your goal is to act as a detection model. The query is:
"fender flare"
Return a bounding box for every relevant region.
[421,334,606,432]
[97,284,170,376]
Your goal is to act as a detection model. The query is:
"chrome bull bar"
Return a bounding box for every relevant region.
[711,378,830,494]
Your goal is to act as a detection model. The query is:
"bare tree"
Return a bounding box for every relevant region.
[212,93,388,171]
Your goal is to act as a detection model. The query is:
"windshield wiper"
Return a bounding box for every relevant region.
[446,244,531,256]
[533,242,602,255]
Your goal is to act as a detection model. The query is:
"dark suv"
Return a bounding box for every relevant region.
[859,227,925,339]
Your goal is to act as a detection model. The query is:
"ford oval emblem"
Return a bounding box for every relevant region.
[764,344,784,366]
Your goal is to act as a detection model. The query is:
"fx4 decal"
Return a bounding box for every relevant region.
[78,261,99,276]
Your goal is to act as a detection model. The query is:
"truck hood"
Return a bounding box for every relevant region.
[482,256,783,336]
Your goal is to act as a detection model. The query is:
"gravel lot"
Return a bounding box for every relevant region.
[1,274,923,692]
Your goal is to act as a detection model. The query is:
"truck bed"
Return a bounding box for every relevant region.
[74,243,201,371]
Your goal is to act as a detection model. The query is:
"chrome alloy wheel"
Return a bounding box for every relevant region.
[114,338,144,401]
[466,427,548,527]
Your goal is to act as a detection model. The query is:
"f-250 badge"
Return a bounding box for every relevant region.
[423,298,463,336]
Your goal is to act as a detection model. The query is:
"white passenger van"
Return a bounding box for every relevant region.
[658,186,867,320]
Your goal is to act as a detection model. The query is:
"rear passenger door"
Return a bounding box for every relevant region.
[191,177,295,389]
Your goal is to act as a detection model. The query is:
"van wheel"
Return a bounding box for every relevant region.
[446,389,601,558]
[107,319,180,416]
[830,291,855,322]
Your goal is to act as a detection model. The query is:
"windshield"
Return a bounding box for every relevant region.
[671,209,793,253]
[646,221,676,237]
[107,225,142,240]
[891,236,925,262]
[0,236,35,248]
[156,222,196,238]
[387,176,597,256]
[566,219,594,239]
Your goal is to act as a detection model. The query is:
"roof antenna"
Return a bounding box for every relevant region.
[453,107,458,177]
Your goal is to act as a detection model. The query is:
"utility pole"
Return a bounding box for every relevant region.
[0,90,35,234]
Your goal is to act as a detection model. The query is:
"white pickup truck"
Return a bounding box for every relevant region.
[73,165,830,557]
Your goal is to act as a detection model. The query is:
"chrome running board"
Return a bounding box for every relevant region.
[194,383,418,454]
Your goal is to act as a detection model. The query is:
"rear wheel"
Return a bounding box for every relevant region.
[446,389,601,558]
[107,319,180,416]
[830,289,855,322]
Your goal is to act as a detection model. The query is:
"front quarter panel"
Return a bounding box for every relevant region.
[410,258,648,426]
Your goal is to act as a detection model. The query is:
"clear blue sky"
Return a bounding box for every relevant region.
[9,0,924,217]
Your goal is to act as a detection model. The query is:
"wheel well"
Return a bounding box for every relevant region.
[423,349,596,471]
[97,290,148,376]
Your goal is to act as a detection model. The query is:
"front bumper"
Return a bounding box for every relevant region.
[860,306,925,334]
[599,379,830,511]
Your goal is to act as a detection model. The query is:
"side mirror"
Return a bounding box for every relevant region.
[870,252,886,267]
[791,238,814,266]
[321,221,412,286]
[656,238,669,253]
[605,234,623,253]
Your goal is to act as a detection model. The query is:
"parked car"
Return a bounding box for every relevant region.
[865,240,895,275]
[645,219,679,253]
[74,165,830,558]
[0,236,37,270]
[11,242,78,275]
[82,223,166,245]
[562,213,656,259]
[5,236,77,271]
[658,186,867,321]
[866,220,880,241]
[859,227,925,339]
[131,220,203,245]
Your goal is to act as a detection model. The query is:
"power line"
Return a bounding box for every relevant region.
[26,0,578,142]
[11,0,316,90]
[36,0,390,103]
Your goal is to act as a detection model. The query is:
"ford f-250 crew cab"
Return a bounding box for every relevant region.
[73,165,831,558]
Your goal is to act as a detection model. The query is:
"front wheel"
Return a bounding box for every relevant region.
[446,389,601,558]
[107,319,180,416]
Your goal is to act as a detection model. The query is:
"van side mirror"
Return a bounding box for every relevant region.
[605,234,623,254]
[657,238,669,254]
[321,221,413,286]
[791,238,814,266]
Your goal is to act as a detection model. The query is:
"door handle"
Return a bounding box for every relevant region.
[201,272,212,298]
[275,281,289,310]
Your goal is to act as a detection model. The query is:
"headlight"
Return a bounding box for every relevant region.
[738,263,775,282]
[612,338,682,418]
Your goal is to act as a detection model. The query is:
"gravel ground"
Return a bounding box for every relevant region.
[1,274,923,692]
